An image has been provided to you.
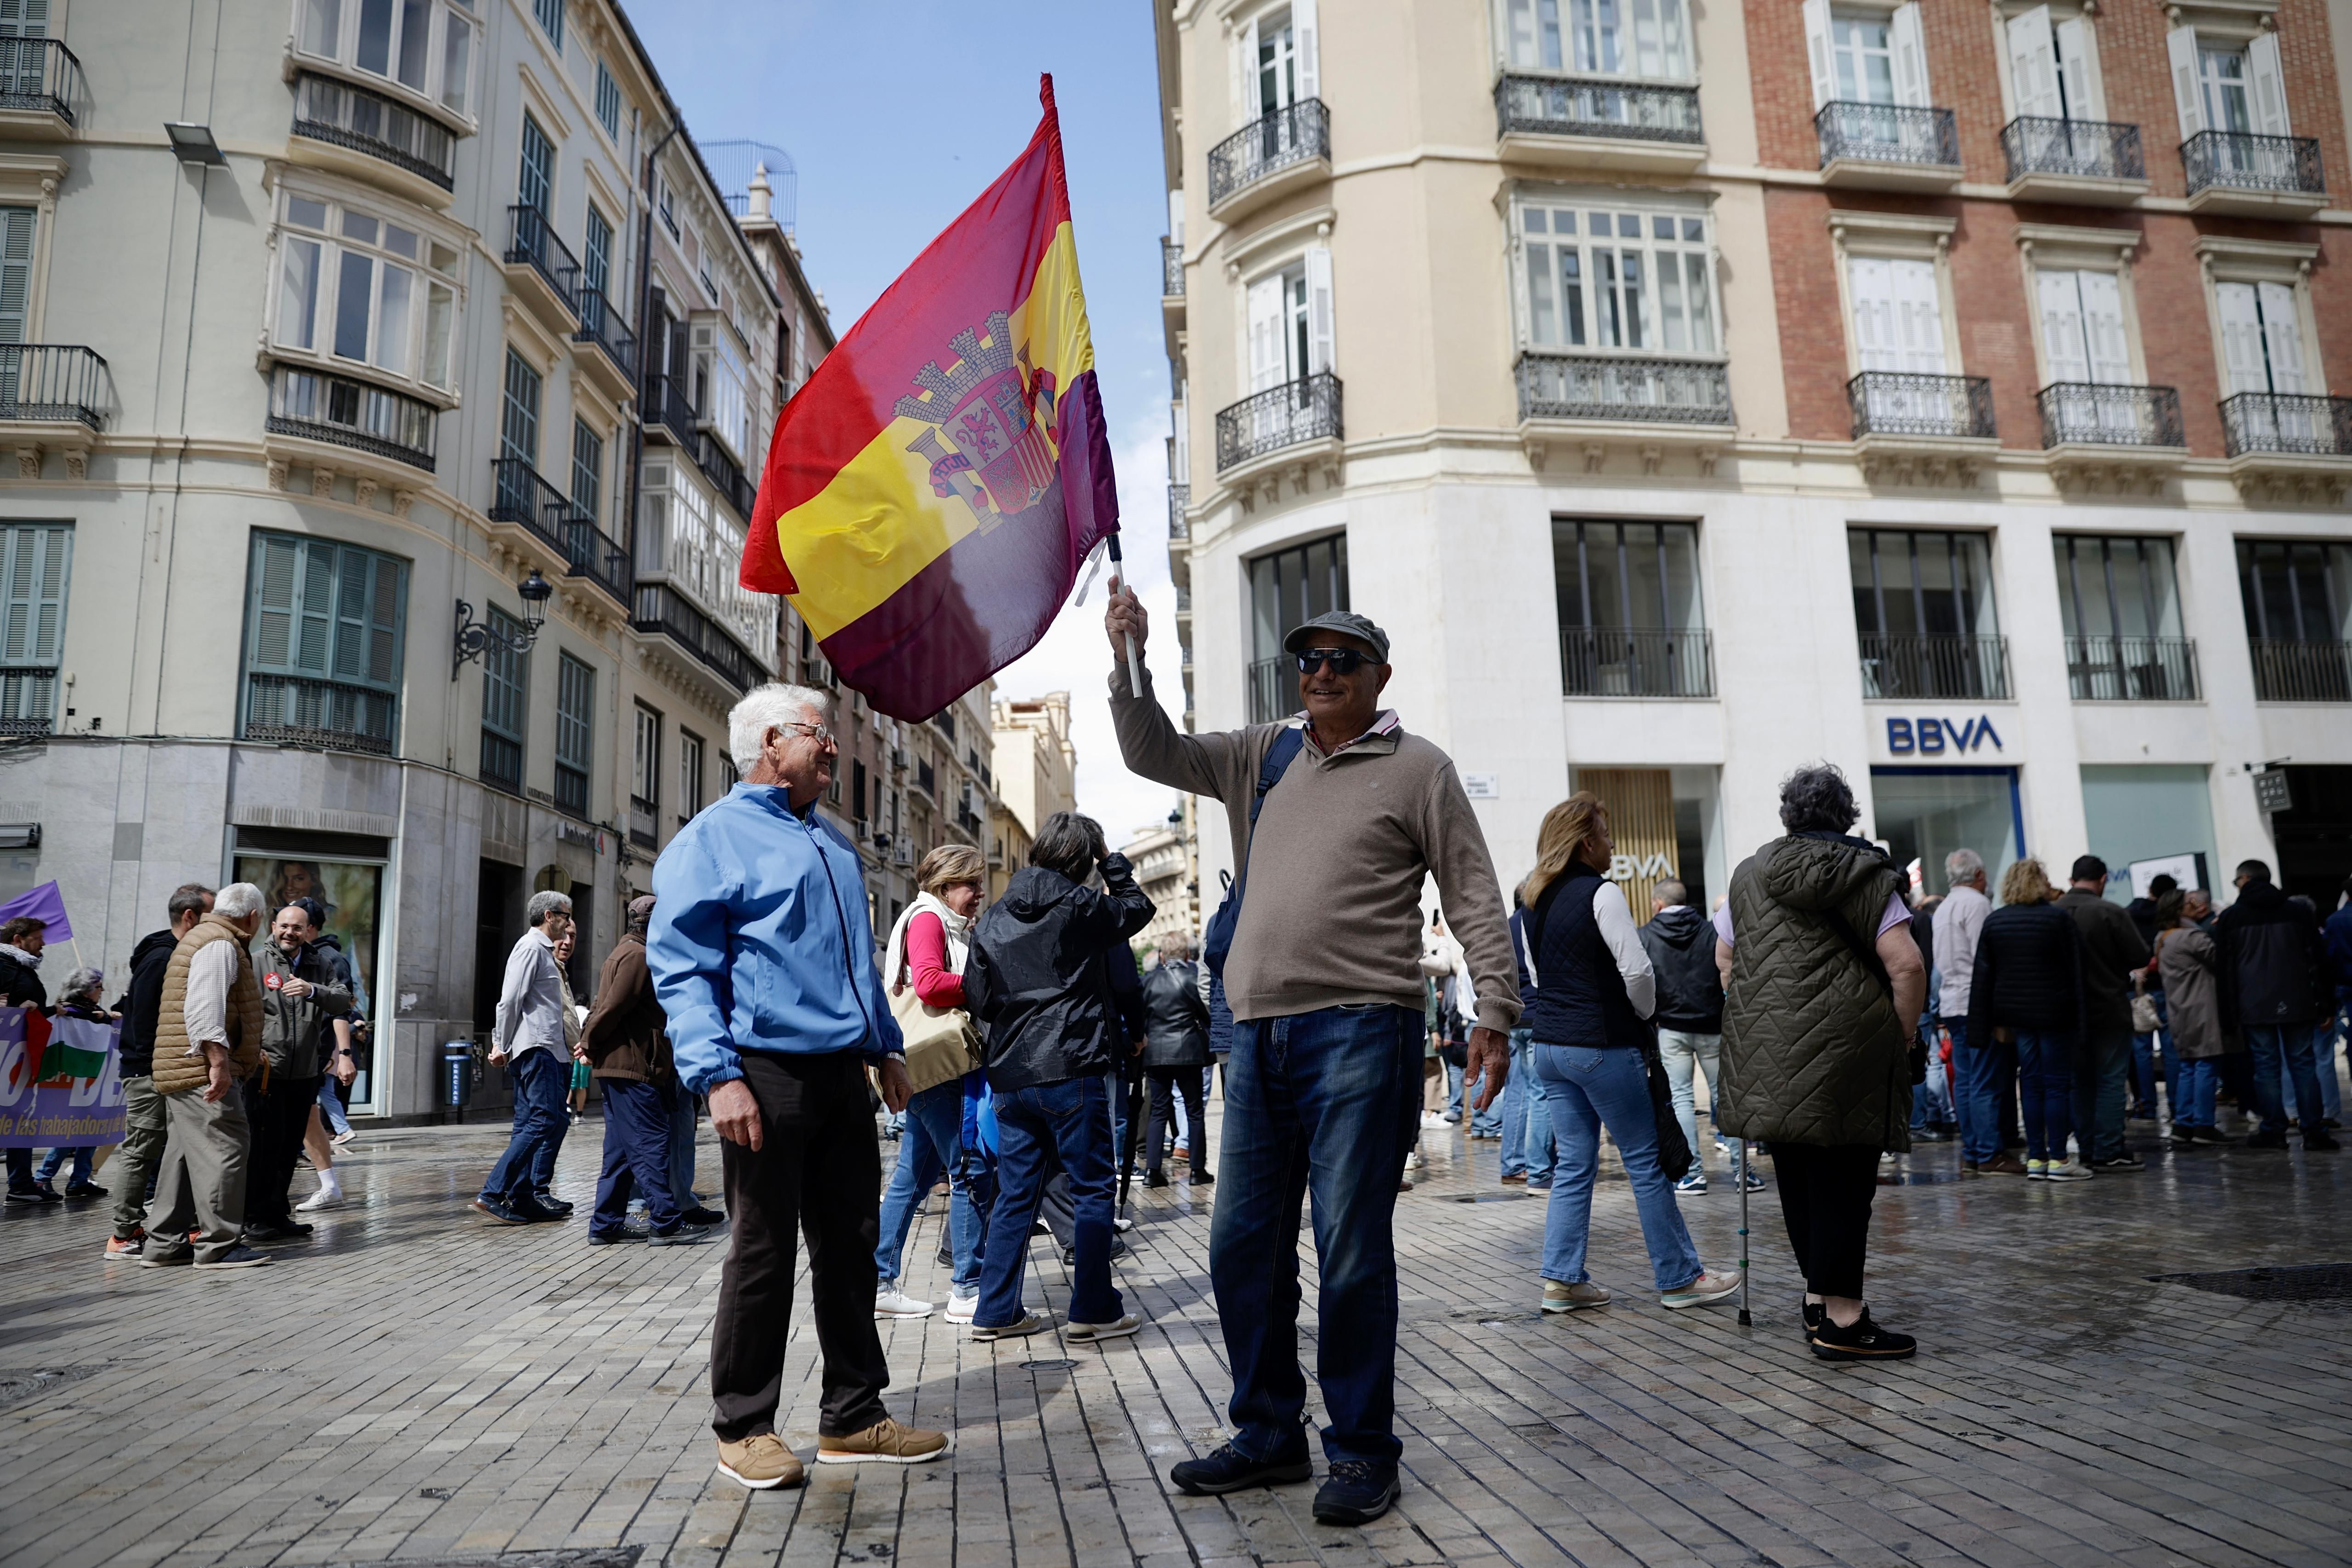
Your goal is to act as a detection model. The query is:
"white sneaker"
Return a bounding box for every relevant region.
[296,1177,343,1212]
[330,1131,357,1148]
[1065,1312,1142,1343]
[2043,1159,2095,1182]
[1403,1150,1425,1171]
[1419,1113,1450,1130]
[945,1292,979,1324]
[874,1285,935,1318]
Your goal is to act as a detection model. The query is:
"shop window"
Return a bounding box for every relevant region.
[1246,533,1348,723]
[1850,528,2007,700]
[237,841,386,1109]
[554,652,595,818]
[241,531,407,754]
[2078,765,2216,903]
[1553,519,1710,696]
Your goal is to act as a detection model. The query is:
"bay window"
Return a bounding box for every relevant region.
[294,0,476,123]
[273,191,462,396]
[1504,0,1692,79]
[1518,200,1715,355]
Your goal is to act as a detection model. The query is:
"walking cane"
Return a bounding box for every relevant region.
[1118,1057,1145,1216]
[1736,1137,1752,1327]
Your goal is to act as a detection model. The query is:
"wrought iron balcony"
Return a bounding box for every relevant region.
[504,204,579,316]
[1517,352,1730,423]
[1161,238,1184,297]
[1247,656,1293,725]
[291,72,454,190]
[695,431,755,522]
[2062,635,2198,702]
[2038,383,2183,449]
[2249,639,2352,703]
[242,672,398,754]
[1560,627,1714,698]
[1494,73,1703,144]
[1168,484,1189,540]
[488,457,631,607]
[0,668,55,737]
[643,372,699,448]
[2182,130,2324,200]
[572,284,637,380]
[632,584,758,694]
[1207,99,1330,209]
[0,344,107,429]
[1848,372,1995,441]
[1816,101,1960,169]
[2219,392,2352,459]
[1858,632,2011,701]
[266,364,435,470]
[1215,372,1342,472]
[0,36,81,125]
[2000,117,2143,185]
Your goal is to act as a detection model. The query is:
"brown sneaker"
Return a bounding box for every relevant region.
[715,1432,803,1490]
[1977,1153,2030,1175]
[816,1416,950,1466]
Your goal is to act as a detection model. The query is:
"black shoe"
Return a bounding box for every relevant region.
[2170,1125,2199,1146]
[1144,1170,1170,1188]
[63,1182,108,1199]
[195,1243,274,1270]
[936,1242,954,1268]
[1313,1460,1401,1525]
[242,1223,307,1245]
[531,1194,575,1217]
[1809,1306,1917,1362]
[679,1205,727,1227]
[2190,1126,2231,1145]
[649,1225,720,1246]
[1060,1237,1130,1268]
[2092,1154,2144,1171]
[1169,1440,1312,1496]
[2244,1129,2290,1150]
[586,1228,633,1246]
[2305,1130,2341,1151]
[511,1194,566,1222]
[4,1186,42,1204]
[25,1180,61,1204]
[1189,1169,1214,1185]
[472,1196,529,1225]
[1801,1299,1824,1342]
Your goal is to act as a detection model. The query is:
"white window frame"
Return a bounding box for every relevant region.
[636,458,779,664]
[1804,0,1931,110]
[1237,237,1334,391]
[2195,235,2324,397]
[265,175,466,399]
[1494,0,1695,82]
[1826,209,1961,379]
[1992,2,2106,123]
[289,0,479,127]
[1510,189,1719,357]
[2016,225,2144,389]
[2166,15,2288,140]
[1226,0,1318,130]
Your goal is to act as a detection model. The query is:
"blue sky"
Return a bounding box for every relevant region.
[630,1,1183,841]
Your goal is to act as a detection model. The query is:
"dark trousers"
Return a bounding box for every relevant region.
[592,1077,680,1238]
[711,1051,889,1442]
[241,1072,320,1229]
[1144,1065,1208,1174]
[976,1076,1122,1328]
[1770,1142,1880,1300]
[480,1049,567,1205]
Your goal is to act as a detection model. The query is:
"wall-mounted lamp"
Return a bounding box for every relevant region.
[452,570,554,680]
[163,122,227,166]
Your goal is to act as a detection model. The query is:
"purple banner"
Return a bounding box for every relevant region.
[0,1007,125,1149]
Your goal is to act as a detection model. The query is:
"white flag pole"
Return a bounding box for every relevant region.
[1107,534,1144,695]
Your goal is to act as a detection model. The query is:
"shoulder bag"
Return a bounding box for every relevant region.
[1202,726,1307,982]
[892,978,981,1096]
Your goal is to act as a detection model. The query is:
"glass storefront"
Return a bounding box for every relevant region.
[2078,765,2216,903]
[1871,767,2021,898]
[235,852,385,1111]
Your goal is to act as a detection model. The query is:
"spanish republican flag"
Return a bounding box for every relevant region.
[742,76,1119,720]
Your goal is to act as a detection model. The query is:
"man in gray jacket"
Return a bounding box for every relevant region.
[244,903,352,1242]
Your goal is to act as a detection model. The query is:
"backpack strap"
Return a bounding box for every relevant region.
[1238,727,1306,878]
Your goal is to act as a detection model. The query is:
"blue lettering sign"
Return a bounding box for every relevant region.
[1918,716,1945,755]
[1974,716,2003,751]
[1887,717,1913,754]
[1887,715,2006,756]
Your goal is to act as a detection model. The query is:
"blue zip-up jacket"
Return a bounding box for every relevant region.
[2324,905,2352,1005]
[648,782,900,1094]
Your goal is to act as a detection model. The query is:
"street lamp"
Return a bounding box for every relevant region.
[452,569,554,680]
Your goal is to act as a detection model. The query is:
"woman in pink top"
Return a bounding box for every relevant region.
[874,845,988,1321]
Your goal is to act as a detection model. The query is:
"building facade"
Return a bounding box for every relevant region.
[991,690,1078,897]
[1155,0,2352,915]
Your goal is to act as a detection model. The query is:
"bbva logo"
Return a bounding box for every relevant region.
[1606,852,1674,882]
[1886,716,2004,756]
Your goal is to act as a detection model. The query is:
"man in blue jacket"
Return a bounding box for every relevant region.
[650,683,948,1492]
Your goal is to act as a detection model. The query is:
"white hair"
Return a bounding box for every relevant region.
[1945,848,1985,888]
[728,682,832,773]
[526,889,573,927]
[215,882,266,921]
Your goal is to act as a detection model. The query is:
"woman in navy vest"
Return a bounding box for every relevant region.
[1522,793,1741,1314]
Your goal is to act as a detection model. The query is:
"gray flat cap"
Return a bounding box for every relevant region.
[1281,611,1390,663]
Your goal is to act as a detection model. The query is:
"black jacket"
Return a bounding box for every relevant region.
[1140,959,1212,1068]
[2056,889,2154,1038]
[114,928,178,1078]
[2215,879,2328,1027]
[1965,901,2086,1043]
[1639,902,1724,1033]
[966,856,1154,1093]
[0,949,46,1011]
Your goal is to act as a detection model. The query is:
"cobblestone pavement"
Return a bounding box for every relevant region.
[4,1097,2350,1568]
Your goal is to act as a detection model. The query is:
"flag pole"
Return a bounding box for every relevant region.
[1108,536,1144,696]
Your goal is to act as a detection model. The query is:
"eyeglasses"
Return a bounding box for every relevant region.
[1295,647,1369,676]
[775,720,837,747]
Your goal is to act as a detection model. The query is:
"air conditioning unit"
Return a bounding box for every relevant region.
[987,844,1005,868]
[854,817,869,840]
[892,841,914,867]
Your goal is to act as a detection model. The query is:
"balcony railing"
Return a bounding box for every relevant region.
[1207,99,1330,208]
[2219,392,2352,459]
[291,72,454,190]
[488,457,631,606]
[695,431,755,522]
[2182,130,2324,200]
[266,364,435,470]
[505,204,579,316]
[242,672,397,754]
[1560,628,1714,698]
[1858,632,2011,701]
[2038,383,2183,449]
[2250,639,2352,703]
[1848,372,1996,441]
[1517,352,1731,423]
[2062,635,2199,702]
[0,668,55,737]
[1161,237,1184,296]
[632,582,757,694]
[1246,656,1294,725]
[0,344,107,429]
[643,372,699,447]
[2000,117,2143,184]
[1168,484,1189,540]
[1816,101,1960,169]
[0,36,81,124]
[573,284,637,380]
[1215,371,1342,472]
[1494,73,1703,144]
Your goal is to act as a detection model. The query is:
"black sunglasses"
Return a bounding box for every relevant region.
[1295,647,1369,675]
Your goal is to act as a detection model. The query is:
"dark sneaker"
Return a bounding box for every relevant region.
[1801,1299,1824,1342]
[649,1225,720,1246]
[1144,1169,1169,1188]
[2190,1126,2232,1145]
[2170,1125,2199,1146]
[2305,1130,2341,1151]
[195,1243,274,1270]
[25,1180,61,1204]
[2244,1129,2290,1151]
[472,1196,530,1225]
[102,1235,144,1262]
[1169,1440,1312,1496]
[2092,1153,2145,1171]
[1313,1460,1401,1525]
[64,1182,108,1199]
[138,1245,194,1268]
[1189,1169,1214,1185]
[241,1223,308,1245]
[586,1229,633,1247]
[530,1193,575,1218]
[3,1187,42,1204]
[1809,1306,1916,1362]
[1978,1153,2030,1175]
[679,1205,727,1227]
[511,1194,567,1222]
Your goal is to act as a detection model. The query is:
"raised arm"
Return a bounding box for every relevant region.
[1105,583,1251,800]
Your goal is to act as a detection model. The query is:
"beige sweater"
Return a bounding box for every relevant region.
[1109,663,1521,1033]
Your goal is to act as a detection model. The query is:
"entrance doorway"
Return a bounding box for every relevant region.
[2270,765,2352,908]
[1872,767,2022,897]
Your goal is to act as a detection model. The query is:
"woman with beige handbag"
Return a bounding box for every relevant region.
[873,845,988,1322]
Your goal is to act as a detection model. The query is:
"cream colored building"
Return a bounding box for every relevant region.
[1119,809,1198,957]
[992,689,1078,835]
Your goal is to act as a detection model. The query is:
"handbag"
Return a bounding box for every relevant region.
[2131,972,2162,1035]
[1641,1027,1695,1182]
[890,981,979,1096]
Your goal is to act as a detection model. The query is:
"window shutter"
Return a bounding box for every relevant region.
[2078,271,2130,385]
[250,534,300,671]
[2037,271,2090,383]
[0,525,66,666]
[1849,257,1891,371]
[1246,272,1285,391]
[0,206,34,346]
[1233,17,1258,127]
[1167,188,1185,249]
[2007,6,2062,120]
[0,0,50,38]
[1304,245,1335,376]
[1893,258,1945,373]
[2166,26,2205,138]
[1293,0,1318,102]
[2215,282,2269,394]
[2256,281,2306,393]
[1656,0,1690,79]
[297,538,334,674]
[367,552,405,688]
[2247,30,2290,137]
[1802,0,1834,108]
[1890,2,1932,109]
[2054,16,2098,120]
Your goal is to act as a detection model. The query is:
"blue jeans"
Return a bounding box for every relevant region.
[34,1145,93,1186]
[315,1074,352,1136]
[526,1056,570,1199]
[2315,1017,2342,1122]
[1532,1043,1704,1293]
[590,1077,681,1237]
[1443,1055,1464,1120]
[1214,1004,1421,1466]
[875,1078,981,1295]
[2131,991,2169,1113]
[2176,1057,2218,1128]
[1500,1028,1555,1182]
[482,1048,568,1205]
[1656,1028,1742,1180]
[975,1076,1121,1329]
[1953,1021,2015,1164]
[666,1080,698,1209]
[2071,1029,2131,1161]
[2015,1031,2076,1162]
[2244,1025,2324,1137]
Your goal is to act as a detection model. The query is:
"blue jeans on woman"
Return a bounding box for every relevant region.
[1500,1028,1555,1183]
[974,1075,1121,1330]
[1532,1043,1703,1293]
[2014,1031,2076,1163]
[874,1077,981,1297]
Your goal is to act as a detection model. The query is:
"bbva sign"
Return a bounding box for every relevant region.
[1886,716,2004,755]
[1606,852,1674,882]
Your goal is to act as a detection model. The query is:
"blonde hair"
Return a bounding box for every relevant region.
[918,844,986,898]
[1999,857,2054,907]
[1522,792,1609,908]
